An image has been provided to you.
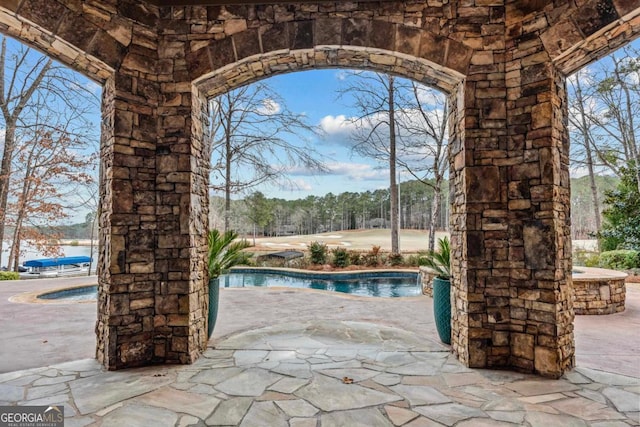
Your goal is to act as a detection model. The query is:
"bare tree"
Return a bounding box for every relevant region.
[338,72,449,252]
[209,82,325,231]
[0,37,51,266]
[0,35,99,267]
[585,46,640,192]
[6,99,96,270]
[399,83,449,251]
[567,71,602,234]
[338,72,401,253]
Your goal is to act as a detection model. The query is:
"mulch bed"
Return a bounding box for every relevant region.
[626,274,640,283]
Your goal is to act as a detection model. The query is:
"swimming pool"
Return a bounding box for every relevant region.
[36,269,421,301]
[220,268,421,298]
[38,285,98,301]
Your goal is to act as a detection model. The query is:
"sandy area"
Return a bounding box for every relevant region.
[250,229,603,254]
[249,228,448,253]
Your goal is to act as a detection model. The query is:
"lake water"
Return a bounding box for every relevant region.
[1,241,96,269]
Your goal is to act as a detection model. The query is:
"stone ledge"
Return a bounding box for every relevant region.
[574,267,626,315]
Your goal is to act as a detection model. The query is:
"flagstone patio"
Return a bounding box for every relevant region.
[1,278,639,425]
[1,320,638,426]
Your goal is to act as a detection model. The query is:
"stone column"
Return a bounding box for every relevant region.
[96,63,209,369]
[504,59,575,378]
[450,42,574,378]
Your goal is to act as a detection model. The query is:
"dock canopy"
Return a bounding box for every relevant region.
[24,256,92,268]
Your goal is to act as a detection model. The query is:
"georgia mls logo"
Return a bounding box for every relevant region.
[44,406,64,421]
[0,405,64,427]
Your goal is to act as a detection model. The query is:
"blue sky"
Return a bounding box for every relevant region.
[224,69,394,200]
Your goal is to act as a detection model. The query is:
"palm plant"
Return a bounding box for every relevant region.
[207,229,252,338]
[207,229,252,278]
[422,236,452,344]
[421,236,451,280]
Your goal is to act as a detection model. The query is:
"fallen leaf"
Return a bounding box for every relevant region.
[342,376,354,384]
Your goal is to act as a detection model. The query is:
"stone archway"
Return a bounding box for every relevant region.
[2,0,640,377]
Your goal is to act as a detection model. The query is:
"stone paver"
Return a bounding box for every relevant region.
[413,402,486,425]
[274,399,319,417]
[100,404,178,427]
[240,401,287,427]
[321,408,394,427]
[206,397,253,426]
[390,384,452,406]
[601,387,640,412]
[295,372,401,411]
[215,368,283,397]
[384,405,420,425]
[0,321,637,427]
[132,387,221,419]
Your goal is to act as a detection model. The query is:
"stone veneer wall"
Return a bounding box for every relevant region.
[574,279,626,315]
[573,268,627,315]
[421,266,627,315]
[2,0,640,377]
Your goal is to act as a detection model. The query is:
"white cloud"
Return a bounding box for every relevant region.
[279,178,313,191]
[335,71,349,81]
[319,114,357,135]
[415,86,446,106]
[568,67,595,87]
[257,98,281,115]
[285,161,387,181]
[335,69,368,81]
[330,162,387,181]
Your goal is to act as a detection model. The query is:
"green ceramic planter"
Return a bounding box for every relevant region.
[208,277,220,338]
[433,277,451,344]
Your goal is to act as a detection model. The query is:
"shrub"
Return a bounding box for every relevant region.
[598,249,640,270]
[332,247,350,268]
[363,245,382,267]
[600,237,622,252]
[309,241,328,264]
[349,251,362,266]
[573,249,599,267]
[405,254,422,267]
[584,254,600,268]
[70,240,79,247]
[388,253,404,266]
[0,271,20,280]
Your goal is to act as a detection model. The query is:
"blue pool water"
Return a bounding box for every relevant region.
[38,285,98,301]
[219,269,421,298]
[37,270,422,301]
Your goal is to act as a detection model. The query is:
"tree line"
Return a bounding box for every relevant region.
[210,179,450,241]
